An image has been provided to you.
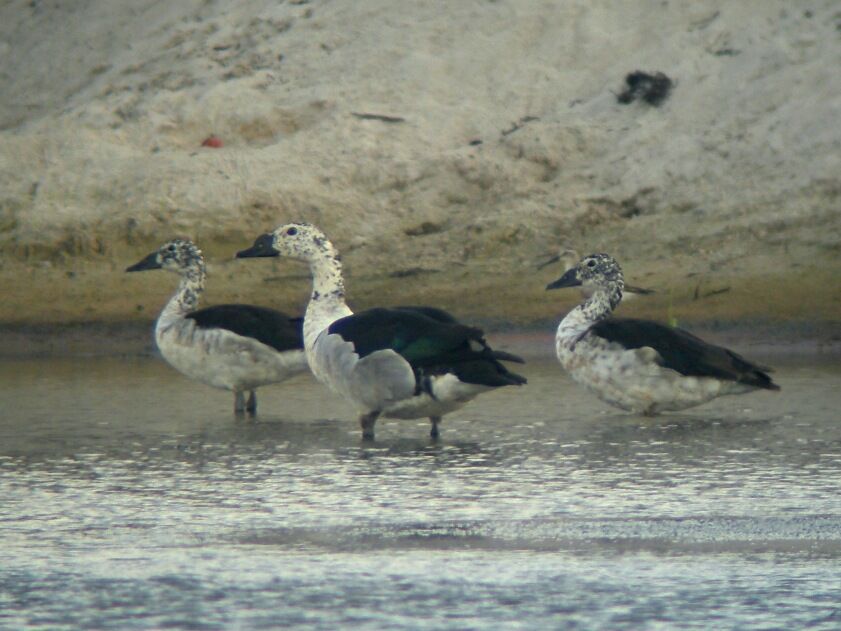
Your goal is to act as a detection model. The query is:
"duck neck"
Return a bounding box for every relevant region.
[157,263,206,331]
[303,247,353,349]
[557,283,622,347]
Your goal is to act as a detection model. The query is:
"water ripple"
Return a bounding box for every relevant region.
[1,357,840,629]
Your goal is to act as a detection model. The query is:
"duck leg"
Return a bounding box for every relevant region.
[246,390,257,415]
[429,416,442,440]
[359,411,380,441]
[234,391,246,416]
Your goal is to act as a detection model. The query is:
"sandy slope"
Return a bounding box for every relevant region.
[0,0,839,331]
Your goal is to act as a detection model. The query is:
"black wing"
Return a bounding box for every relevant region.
[392,305,459,324]
[591,318,779,390]
[328,307,526,387]
[328,307,481,362]
[392,306,524,364]
[186,304,303,353]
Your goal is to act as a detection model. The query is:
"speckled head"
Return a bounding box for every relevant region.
[126,239,204,274]
[546,253,624,293]
[237,222,338,264]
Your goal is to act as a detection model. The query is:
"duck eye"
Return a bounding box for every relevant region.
[586,260,596,268]
[286,227,298,236]
[167,244,176,252]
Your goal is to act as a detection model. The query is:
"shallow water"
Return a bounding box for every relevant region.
[1,355,840,630]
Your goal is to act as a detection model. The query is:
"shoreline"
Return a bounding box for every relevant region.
[2,319,839,361]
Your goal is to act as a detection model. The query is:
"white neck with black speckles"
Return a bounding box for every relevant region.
[301,242,353,350]
[557,282,623,348]
[157,261,206,331]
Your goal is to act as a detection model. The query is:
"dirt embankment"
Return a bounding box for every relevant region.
[1,1,839,352]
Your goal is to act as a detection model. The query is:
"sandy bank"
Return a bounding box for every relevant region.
[1,1,839,335]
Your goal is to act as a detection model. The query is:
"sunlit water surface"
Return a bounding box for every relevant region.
[1,356,840,629]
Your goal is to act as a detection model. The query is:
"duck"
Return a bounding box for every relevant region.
[546,253,779,414]
[236,222,526,440]
[126,238,308,415]
[537,247,655,299]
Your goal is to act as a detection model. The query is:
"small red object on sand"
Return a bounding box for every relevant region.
[201,135,223,148]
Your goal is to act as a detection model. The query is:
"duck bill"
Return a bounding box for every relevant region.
[536,253,561,270]
[236,233,277,258]
[546,268,581,291]
[625,284,655,295]
[126,251,161,272]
